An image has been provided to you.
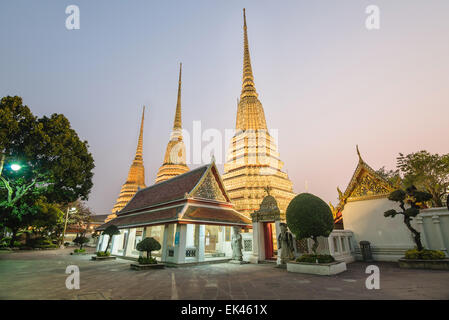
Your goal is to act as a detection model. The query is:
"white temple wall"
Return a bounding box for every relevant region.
[418,207,449,257]
[343,197,416,261]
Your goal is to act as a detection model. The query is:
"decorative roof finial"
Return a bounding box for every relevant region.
[241,8,257,99]
[264,185,272,196]
[356,144,363,162]
[210,150,215,163]
[173,62,182,130]
[135,105,145,161]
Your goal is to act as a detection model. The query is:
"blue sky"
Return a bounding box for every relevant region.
[1,1,448,214]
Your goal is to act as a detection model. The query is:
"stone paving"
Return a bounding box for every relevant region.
[1,248,448,300]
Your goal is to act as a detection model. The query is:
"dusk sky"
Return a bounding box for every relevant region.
[1,0,448,215]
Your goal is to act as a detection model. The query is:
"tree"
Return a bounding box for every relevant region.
[136,237,161,259]
[397,151,449,207]
[102,225,120,253]
[286,193,334,255]
[0,96,95,245]
[73,235,89,250]
[375,166,402,187]
[65,200,93,236]
[384,186,432,251]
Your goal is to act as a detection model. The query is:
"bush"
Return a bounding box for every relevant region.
[74,248,86,253]
[404,249,446,260]
[138,256,157,265]
[1,237,11,247]
[136,237,161,259]
[96,251,110,257]
[73,235,89,249]
[39,244,58,249]
[286,193,334,254]
[296,254,335,264]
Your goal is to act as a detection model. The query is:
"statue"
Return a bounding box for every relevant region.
[231,226,243,261]
[277,223,295,264]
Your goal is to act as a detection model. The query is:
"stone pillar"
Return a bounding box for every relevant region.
[174,224,187,264]
[194,224,205,262]
[161,224,169,262]
[432,215,448,256]
[123,228,131,256]
[96,235,102,252]
[250,222,260,263]
[257,222,265,261]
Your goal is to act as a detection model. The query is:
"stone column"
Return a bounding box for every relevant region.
[250,221,260,263]
[161,224,169,262]
[174,224,187,264]
[96,234,102,252]
[432,215,448,256]
[123,228,132,257]
[194,224,205,262]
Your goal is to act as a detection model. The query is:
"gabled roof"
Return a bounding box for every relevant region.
[332,146,396,216]
[97,162,251,230]
[119,165,209,214]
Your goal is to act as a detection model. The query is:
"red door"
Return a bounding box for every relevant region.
[263,222,274,260]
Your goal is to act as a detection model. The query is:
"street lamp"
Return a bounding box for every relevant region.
[60,206,77,248]
[10,164,22,172]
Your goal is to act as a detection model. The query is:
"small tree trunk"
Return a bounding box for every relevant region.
[311,236,319,255]
[147,251,149,259]
[9,229,18,248]
[404,216,423,251]
[106,237,112,253]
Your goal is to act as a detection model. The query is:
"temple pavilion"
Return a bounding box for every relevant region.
[97,162,251,264]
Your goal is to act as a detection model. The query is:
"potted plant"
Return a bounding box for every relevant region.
[71,235,89,255]
[92,225,119,260]
[286,193,347,275]
[130,237,164,270]
[385,186,448,270]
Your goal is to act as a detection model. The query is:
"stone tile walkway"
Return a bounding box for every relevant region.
[1,248,448,300]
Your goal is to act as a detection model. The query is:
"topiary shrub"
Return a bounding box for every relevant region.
[384,186,432,251]
[404,249,445,260]
[73,235,89,250]
[138,256,157,265]
[296,254,335,264]
[136,237,161,263]
[286,193,334,255]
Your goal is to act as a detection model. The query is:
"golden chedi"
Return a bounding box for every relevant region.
[155,63,190,183]
[223,9,295,218]
[107,107,147,222]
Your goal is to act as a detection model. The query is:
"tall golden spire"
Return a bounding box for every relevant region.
[235,8,267,131]
[107,106,147,221]
[241,8,258,99]
[223,9,294,217]
[173,63,182,131]
[155,65,189,183]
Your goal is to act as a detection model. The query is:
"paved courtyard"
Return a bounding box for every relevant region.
[1,248,448,300]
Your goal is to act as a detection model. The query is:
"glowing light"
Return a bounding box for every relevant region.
[10,164,22,171]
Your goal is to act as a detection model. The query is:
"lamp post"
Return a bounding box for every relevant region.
[61,206,76,248]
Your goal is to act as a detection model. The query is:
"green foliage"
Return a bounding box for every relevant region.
[73,235,89,249]
[74,248,86,253]
[0,96,95,246]
[296,254,335,264]
[103,225,120,237]
[385,186,432,251]
[404,249,446,260]
[138,256,157,265]
[397,151,449,207]
[136,237,161,259]
[96,251,110,257]
[286,193,334,254]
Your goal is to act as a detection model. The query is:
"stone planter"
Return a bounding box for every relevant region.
[398,258,449,270]
[130,263,165,270]
[287,260,347,276]
[91,255,116,261]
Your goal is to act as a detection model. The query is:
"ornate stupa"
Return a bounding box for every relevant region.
[107,107,147,222]
[155,63,190,183]
[223,9,295,218]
